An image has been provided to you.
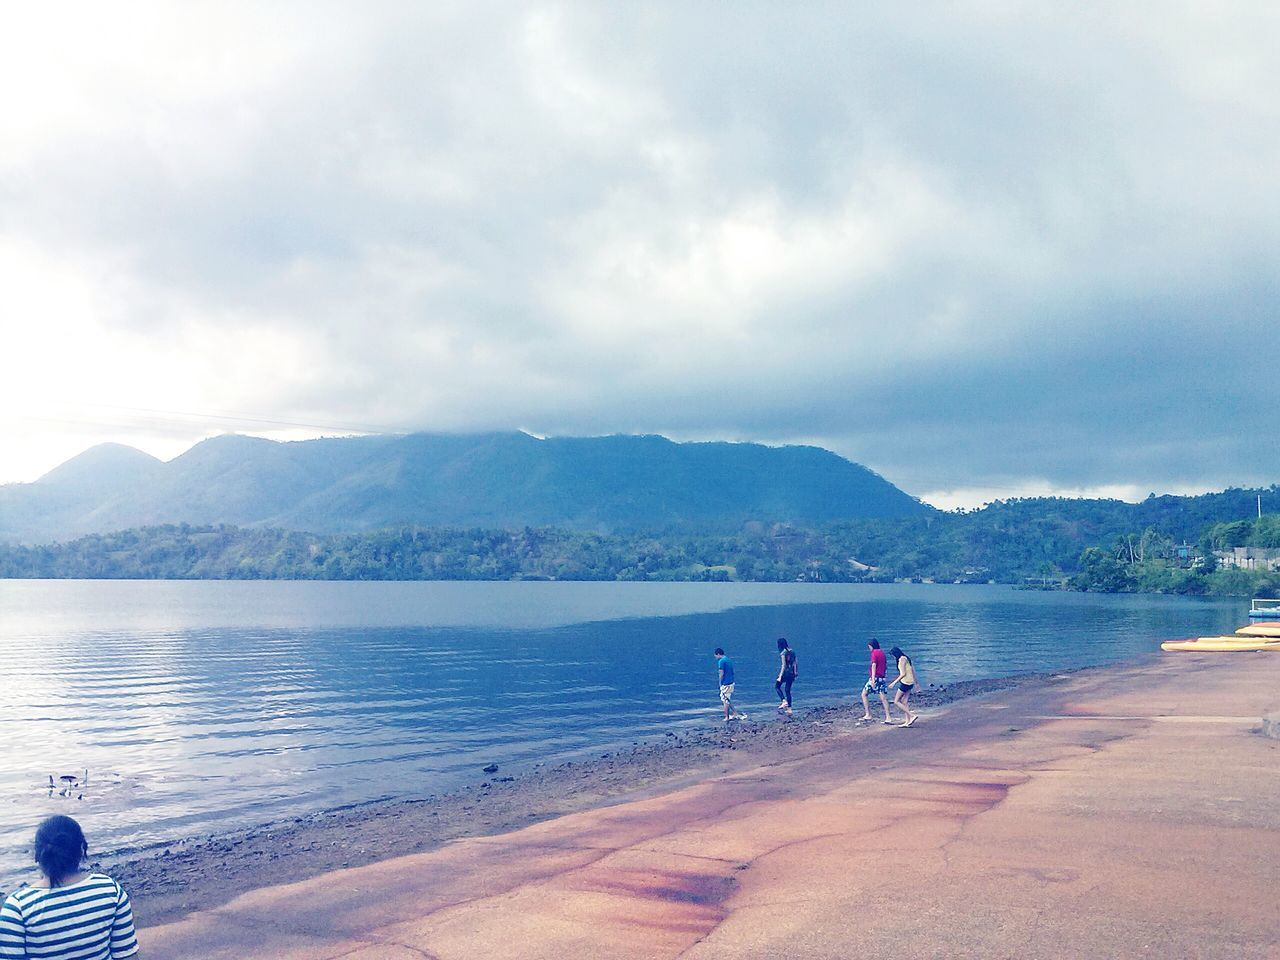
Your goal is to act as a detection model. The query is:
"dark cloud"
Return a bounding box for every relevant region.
[2,2,1278,500]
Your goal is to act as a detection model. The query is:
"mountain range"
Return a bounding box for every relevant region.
[0,432,928,544]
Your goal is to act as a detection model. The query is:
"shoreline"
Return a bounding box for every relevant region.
[137,651,1280,958]
[86,668,1087,928]
[2,575,1265,598]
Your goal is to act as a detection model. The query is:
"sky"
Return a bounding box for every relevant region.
[2,2,1278,509]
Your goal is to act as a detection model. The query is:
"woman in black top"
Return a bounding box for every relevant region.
[775,637,798,714]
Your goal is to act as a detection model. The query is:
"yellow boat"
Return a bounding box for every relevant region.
[1236,621,1280,638]
[1162,636,1280,653]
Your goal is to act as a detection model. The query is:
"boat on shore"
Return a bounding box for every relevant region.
[1237,622,1280,638]
[1161,636,1280,653]
[1161,600,1280,651]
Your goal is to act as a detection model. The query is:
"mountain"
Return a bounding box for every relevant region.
[0,444,166,545]
[38,442,164,489]
[0,432,928,543]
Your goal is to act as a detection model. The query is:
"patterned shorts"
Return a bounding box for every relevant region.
[863,677,887,695]
[719,683,736,705]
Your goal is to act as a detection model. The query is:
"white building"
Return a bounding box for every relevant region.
[1214,546,1280,571]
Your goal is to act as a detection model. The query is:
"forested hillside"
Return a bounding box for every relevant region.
[0,432,926,543]
[3,485,1278,596]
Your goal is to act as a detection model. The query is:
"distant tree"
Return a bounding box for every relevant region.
[1069,547,1132,592]
[1251,515,1280,548]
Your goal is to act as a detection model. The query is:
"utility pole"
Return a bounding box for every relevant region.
[1260,494,1264,520]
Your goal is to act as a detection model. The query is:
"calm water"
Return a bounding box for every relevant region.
[0,580,1244,881]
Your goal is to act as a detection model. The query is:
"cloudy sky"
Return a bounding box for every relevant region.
[2,2,1277,508]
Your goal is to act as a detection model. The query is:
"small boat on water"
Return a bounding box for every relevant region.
[1248,598,1280,620]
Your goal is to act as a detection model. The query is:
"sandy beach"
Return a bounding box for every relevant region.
[99,675,1027,926]
[124,655,1280,956]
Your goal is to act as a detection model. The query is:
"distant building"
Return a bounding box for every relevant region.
[1215,547,1280,571]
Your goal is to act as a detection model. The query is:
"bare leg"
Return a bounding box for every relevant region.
[895,690,915,725]
[860,687,873,720]
[879,692,892,723]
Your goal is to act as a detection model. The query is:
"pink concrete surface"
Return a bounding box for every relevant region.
[142,654,1280,959]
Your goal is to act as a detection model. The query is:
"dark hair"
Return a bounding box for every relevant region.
[34,815,87,887]
[867,638,880,649]
[713,648,725,656]
[776,637,789,651]
[890,646,910,663]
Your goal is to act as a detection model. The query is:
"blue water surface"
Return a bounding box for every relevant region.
[0,580,1244,879]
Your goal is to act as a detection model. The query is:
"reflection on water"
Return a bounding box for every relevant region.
[0,580,1243,880]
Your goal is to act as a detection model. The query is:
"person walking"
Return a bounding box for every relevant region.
[860,638,892,724]
[888,645,918,727]
[774,638,798,715]
[714,647,746,722]
[0,815,140,959]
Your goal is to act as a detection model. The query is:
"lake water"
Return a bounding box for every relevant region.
[0,579,1244,882]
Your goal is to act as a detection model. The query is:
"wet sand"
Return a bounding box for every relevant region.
[98,674,1039,927]
[135,652,1280,958]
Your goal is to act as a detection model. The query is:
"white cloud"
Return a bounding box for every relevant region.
[1,2,1278,494]
[917,482,1221,514]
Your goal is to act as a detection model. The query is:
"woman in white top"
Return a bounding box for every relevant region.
[887,646,917,727]
[0,815,139,959]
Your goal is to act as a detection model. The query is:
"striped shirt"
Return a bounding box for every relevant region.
[0,873,138,959]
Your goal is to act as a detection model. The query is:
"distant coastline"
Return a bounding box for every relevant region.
[1,517,1276,597]
[3,434,1276,599]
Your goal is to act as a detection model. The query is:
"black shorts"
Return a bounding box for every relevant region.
[899,682,914,694]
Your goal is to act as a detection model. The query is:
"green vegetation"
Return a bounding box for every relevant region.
[0,525,869,583]
[1066,513,1280,597]
[2,487,1278,597]
[0,432,927,544]
[1200,513,1280,551]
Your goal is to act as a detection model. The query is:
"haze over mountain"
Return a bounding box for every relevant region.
[0,433,928,544]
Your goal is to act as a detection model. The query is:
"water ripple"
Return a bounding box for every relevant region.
[0,579,1243,882]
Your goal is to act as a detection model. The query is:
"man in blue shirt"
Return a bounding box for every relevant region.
[714,647,746,722]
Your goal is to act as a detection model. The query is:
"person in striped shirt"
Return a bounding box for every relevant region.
[0,815,139,959]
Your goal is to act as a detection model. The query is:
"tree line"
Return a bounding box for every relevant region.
[1067,513,1280,596]
[1,488,1278,596]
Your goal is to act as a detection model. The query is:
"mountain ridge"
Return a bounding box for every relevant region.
[0,432,928,543]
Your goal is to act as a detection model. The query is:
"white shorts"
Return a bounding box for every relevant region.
[719,683,735,705]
